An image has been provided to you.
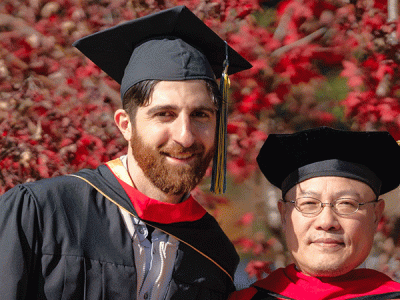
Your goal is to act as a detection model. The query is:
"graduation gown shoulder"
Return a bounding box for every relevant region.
[0,164,238,299]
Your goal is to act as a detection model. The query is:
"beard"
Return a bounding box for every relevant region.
[130,130,215,196]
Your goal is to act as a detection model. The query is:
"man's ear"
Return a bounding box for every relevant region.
[114,109,132,142]
[374,199,385,227]
[278,200,287,225]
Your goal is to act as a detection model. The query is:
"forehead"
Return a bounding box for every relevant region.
[287,176,376,199]
[147,80,216,108]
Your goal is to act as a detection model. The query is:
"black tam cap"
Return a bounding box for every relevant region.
[257,127,400,196]
[72,5,252,98]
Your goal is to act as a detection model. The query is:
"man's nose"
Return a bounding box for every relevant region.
[313,203,341,231]
[172,115,195,148]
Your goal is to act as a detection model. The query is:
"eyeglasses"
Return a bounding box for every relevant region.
[282,196,379,217]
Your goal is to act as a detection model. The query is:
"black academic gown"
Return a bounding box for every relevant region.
[0,164,238,299]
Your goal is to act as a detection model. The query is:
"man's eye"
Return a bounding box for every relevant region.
[155,111,174,118]
[297,198,319,207]
[192,111,212,119]
[336,199,358,208]
[300,201,319,207]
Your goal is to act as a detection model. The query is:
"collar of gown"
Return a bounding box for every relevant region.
[106,158,207,224]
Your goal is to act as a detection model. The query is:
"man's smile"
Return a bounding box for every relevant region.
[164,152,201,164]
[310,237,345,250]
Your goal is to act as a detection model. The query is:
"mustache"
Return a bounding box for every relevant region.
[159,143,206,156]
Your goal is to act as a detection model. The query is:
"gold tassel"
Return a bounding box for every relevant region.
[211,42,230,194]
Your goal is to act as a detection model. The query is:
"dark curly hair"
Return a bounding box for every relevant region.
[122,79,221,118]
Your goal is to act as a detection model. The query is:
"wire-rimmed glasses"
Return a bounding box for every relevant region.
[282,196,379,217]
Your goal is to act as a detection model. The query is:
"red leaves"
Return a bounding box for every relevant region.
[13,39,34,62]
[213,0,262,22]
[75,61,101,79]
[245,260,272,280]
[236,3,258,19]
[0,2,127,192]
[189,187,229,214]
[234,237,256,253]
[237,87,263,114]
[341,61,364,88]
[234,229,278,279]
[341,51,400,133]
[236,212,254,226]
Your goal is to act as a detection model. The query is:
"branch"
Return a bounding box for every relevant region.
[0,14,43,37]
[98,80,122,108]
[387,0,398,45]
[273,7,294,42]
[388,0,398,22]
[377,0,399,96]
[376,73,391,97]
[0,45,29,70]
[271,27,327,57]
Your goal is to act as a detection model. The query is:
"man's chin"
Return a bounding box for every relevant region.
[158,179,198,196]
[149,166,204,196]
[297,260,358,278]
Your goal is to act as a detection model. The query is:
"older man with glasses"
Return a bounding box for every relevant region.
[230,126,400,300]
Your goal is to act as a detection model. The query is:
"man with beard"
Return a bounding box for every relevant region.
[0,6,251,300]
[229,127,400,300]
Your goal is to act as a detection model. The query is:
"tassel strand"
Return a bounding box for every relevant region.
[211,42,230,194]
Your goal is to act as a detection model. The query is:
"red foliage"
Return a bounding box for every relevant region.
[236,212,255,226]
[244,260,272,280]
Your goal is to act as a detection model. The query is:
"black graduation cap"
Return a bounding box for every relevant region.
[73,5,252,194]
[72,5,252,98]
[257,127,400,196]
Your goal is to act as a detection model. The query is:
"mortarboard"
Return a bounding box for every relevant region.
[73,5,252,194]
[72,5,251,98]
[256,127,400,196]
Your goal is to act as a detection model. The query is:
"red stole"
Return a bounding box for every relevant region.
[106,158,206,224]
[252,264,400,299]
